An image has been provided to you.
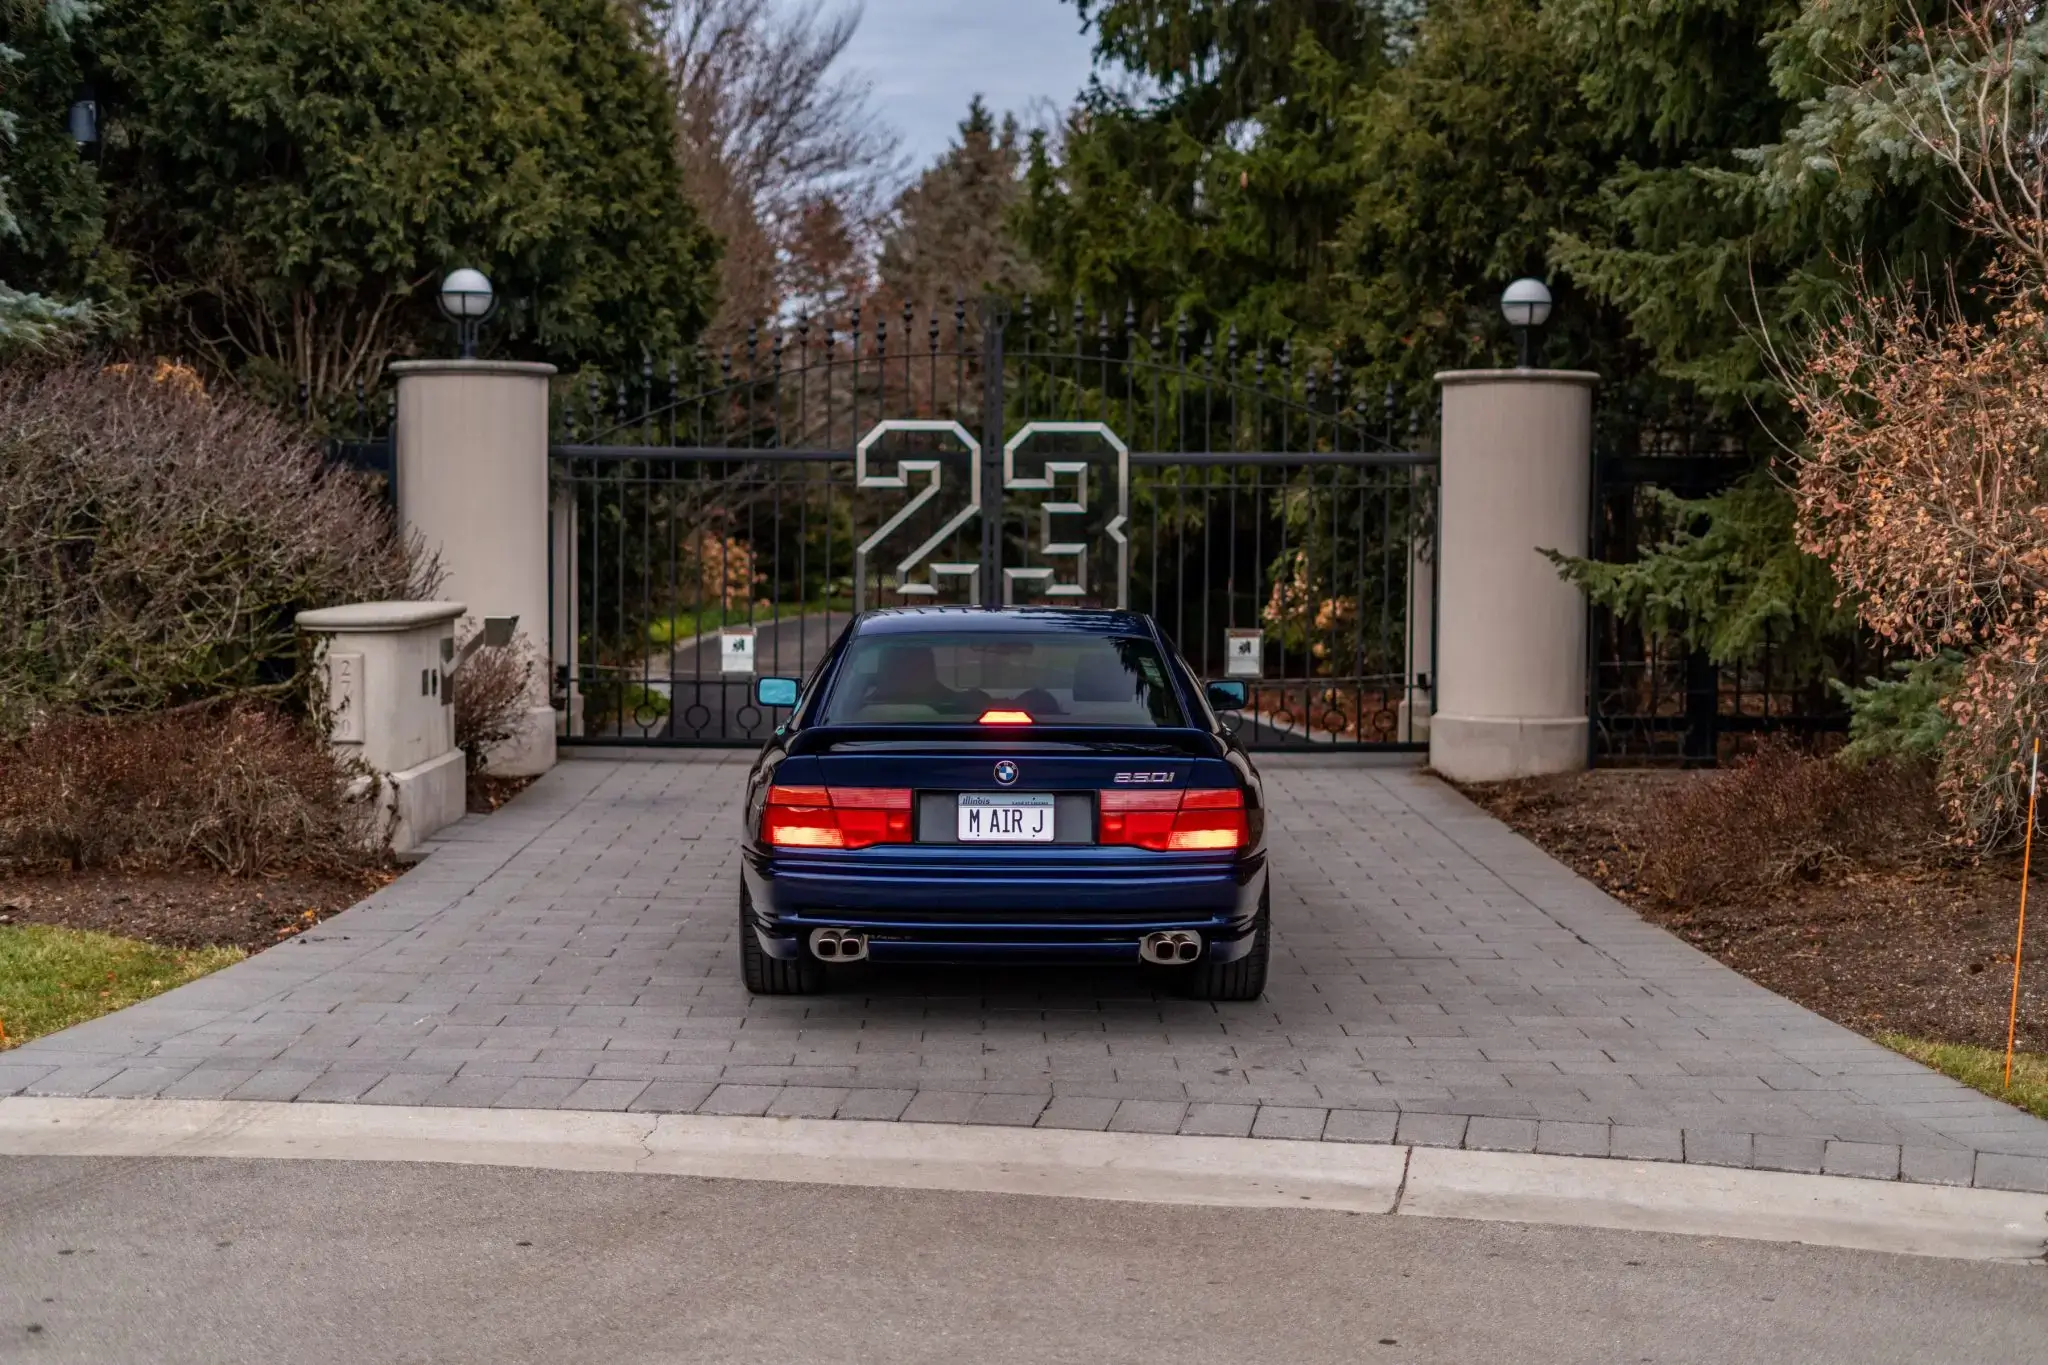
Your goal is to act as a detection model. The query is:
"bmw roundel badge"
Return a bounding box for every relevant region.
[993,760,1019,786]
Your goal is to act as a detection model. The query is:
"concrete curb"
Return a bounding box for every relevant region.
[5,1097,2044,1263]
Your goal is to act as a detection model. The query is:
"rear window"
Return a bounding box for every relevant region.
[817,631,1185,727]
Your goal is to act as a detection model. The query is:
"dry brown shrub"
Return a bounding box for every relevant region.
[452,623,540,776]
[1637,743,1942,906]
[0,705,383,876]
[0,363,437,734]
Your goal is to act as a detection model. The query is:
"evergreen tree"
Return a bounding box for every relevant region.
[1337,0,1621,409]
[74,0,719,403]
[1545,0,1965,408]
[0,0,111,351]
[878,97,1038,310]
[1019,0,1401,335]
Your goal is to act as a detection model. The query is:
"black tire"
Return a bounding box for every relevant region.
[739,888,824,995]
[1181,889,1270,1002]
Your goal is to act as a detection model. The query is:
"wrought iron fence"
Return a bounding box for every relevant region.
[317,381,397,504]
[1589,439,1855,764]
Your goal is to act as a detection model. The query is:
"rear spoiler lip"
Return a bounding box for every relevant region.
[786,724,1224,758]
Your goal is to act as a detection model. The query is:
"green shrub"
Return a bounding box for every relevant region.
[1833,653,1962,766]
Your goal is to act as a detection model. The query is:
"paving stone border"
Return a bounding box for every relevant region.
[6,752,2048,1193]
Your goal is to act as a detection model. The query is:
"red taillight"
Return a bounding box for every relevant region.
[978,709,1034,725]
[1100,788,1247,852]
[763,785,913,850]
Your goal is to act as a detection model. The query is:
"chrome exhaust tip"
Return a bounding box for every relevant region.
[1138,931,1202,965]
[808,928,868,963]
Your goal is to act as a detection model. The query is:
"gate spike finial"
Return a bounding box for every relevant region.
[929,306,940,352]
[903,298,914,339]
[1304,361,1319,409]
[954,293,967,344]
[875,309,887,361]
[1124,298,1136,342]
[720,346,733,387]
[1329,357,1346,417]
[1176,311,1189,366]
[1226,322,1239,372]
[747,320,759,378]
[1071,295,1084,356]
[1149,317,1162,357]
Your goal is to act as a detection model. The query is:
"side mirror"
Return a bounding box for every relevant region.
[754,676,799,708]
[1204,680,1248,712]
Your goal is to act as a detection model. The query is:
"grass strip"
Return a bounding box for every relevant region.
[1880,1033,2048,1122]
[0,924,242,1050]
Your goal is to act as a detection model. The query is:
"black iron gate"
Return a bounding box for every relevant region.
[548,299,1436,750]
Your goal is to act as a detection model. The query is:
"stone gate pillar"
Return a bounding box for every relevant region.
[1429,369,1598,781]
[388,359,558,776]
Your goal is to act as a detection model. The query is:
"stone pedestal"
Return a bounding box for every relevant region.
[1429,369,1598,781]
[389,359,558,775]
[297,600,468,854]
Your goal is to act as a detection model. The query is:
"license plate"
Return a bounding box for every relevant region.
[957,792,1055,843]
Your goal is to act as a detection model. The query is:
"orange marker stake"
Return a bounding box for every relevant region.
[2005,737,2040,1089]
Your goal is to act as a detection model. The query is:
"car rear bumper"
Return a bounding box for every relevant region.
[742,845,1267,964]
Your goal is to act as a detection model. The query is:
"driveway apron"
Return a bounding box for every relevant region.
[7,753,2048,1192]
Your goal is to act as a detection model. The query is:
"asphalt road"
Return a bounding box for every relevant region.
[3,1156,2042,1365]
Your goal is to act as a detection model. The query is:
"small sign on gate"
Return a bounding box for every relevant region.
[1224,629,1263,679]
[720,626,757,676]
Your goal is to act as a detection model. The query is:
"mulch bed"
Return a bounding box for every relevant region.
[0,777,535,958]
[468,774,537,815]
[0,867,395,954]
[1457,770,2048,1054]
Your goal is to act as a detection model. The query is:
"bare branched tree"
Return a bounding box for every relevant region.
[657,0,901,344]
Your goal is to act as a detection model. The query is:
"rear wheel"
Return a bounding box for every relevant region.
[1181,889,1270,1002]
[739,887,824,995]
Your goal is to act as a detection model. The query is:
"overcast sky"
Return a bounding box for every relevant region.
[839,0,1099,169]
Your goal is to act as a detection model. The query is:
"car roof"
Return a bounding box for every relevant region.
[851,607,1157,638]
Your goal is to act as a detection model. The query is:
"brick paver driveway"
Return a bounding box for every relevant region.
[9,754,2048,1191]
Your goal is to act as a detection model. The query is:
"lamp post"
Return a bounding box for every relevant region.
[437,267,496,359]
[1500,277,1553,369]
[66,88,98,150]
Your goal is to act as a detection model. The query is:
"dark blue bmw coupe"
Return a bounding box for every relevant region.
[737,607,1269,1000]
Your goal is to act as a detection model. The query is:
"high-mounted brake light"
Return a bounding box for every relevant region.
[763,784,913,850]
[1100,788,1247,852]
[978,709,1034,725]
